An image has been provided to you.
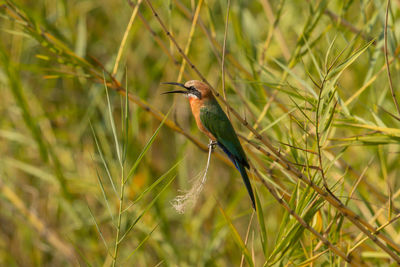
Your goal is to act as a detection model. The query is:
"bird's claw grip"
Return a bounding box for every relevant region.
[208,140,217,151]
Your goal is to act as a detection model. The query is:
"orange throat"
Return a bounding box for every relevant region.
[188,96,216,141]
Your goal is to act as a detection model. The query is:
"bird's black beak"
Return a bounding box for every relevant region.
[161,82,189,95]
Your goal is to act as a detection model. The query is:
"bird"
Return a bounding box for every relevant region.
[163,80,256,209]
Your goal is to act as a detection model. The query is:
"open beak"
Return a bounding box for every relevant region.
[162,90,187,95]
[161,82,189,95]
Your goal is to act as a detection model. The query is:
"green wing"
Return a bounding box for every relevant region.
[199,99,248,167]
[200,99,255,208]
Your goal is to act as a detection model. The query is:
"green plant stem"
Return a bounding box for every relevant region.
[112,165,125,266]
[315,76,327,188]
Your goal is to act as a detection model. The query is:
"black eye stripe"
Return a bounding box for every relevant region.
[189,86,202,99]
[195,91,201,99]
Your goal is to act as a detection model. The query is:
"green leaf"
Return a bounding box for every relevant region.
[123,224,159,261]
[94,167,115,224]
[326,39,375,81]
[255,190,268,256]
[122,160,181,213]
[218,204,254,267]
[118,174,176,243]
[104,78,122,166]
[126,107,172,183]
[90,122,118,196]
[273,58,318,99]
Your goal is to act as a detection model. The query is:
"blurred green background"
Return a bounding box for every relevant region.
[1,0,400,266]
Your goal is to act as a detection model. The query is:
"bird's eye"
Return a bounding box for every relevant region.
[187,86,201,99]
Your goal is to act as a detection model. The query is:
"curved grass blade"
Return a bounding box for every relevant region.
[255,190,268,256]
[123,224,159,262]
[104,77,122,166]
[122,160,181,213]
[118,174,176,244]
[90,121,118,196]
[218,203,254,267]
[126,107,173,183]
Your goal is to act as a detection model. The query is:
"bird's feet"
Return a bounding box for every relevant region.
[208,140,218,151]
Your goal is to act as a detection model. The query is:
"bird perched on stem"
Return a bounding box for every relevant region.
[163,80,256,209]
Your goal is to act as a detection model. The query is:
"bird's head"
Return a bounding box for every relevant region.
[162,80,212,100]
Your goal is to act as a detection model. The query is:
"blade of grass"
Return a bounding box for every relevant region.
[87,204,112,257]
[94,167,115,224]
[122,159,181,213]
[217,202,254,267]
[112,0,143,76]
[254,190,268,256]
[126,106,172,182]
[104,78,122,166]
[123,224,158,261]
[90,122,118,196]
[118,174,176,243]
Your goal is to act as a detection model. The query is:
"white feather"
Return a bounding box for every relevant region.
[187,93,199,99]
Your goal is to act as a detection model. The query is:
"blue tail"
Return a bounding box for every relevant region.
[218,142,256,209]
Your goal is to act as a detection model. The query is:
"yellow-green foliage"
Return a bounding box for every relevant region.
[1,0,400,266]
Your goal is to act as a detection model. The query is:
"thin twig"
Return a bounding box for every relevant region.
[176,0,203,82]
[378,105,400,122]
[384,0,400,115]
[314,75,332,193]
[240,211,255,267]
[221,0,231,116]
[172,0,257,120]
[348,157,374,200]
[112,0,143,76]
[324,9,376,44]
[279,141,318,155]
[345,43,400,106]
[350,186,400,253]
[259,0,290,61]
[349,212,400,256]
